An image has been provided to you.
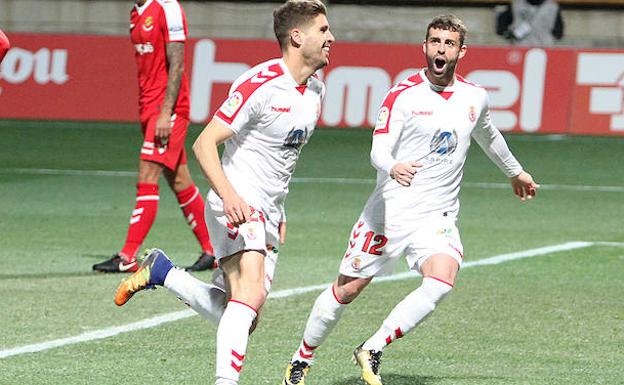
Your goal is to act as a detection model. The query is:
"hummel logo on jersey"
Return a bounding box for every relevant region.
[251,68,278,83]
[271,106,291,113]
[119,260,138,272]
[412,110,433,116]
[283,126,309,149]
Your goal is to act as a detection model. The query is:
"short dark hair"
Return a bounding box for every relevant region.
[426,14,467,46]
[273,0,327,50]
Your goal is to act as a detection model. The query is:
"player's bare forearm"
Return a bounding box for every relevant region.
[193,122,234,197]
[193,119,250,224]
[161,41,185,117]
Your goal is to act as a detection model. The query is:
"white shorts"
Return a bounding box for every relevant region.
[339,214,464,278]
[206,190,280,261]
[210,246,279,294]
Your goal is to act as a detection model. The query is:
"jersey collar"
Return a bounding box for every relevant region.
[420,68,457,93]
[134,0,154,16]
[278,58,310,93]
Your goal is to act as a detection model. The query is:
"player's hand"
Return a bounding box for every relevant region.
[510,171,540,201]
[279,221,287,245]
[155,113,173,147]
[390,161,423,187]
[223,190,251,226]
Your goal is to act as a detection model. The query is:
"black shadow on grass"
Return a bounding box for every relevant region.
[0,271,99,280]
[333,374,506,385]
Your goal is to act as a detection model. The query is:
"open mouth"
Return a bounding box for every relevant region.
[434,57,446,72]
[322,45,330,59]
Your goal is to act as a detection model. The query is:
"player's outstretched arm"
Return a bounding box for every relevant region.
[510,171,539,201]
[193,119,250,225]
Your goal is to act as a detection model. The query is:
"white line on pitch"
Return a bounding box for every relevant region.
[0,241,604,359]
[2,168,623,193]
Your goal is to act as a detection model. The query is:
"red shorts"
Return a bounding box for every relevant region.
[140,114,188,171]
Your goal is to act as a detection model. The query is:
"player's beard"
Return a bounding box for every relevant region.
[426,51,459,86]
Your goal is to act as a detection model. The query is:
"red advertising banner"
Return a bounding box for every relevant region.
[0,33,623,135]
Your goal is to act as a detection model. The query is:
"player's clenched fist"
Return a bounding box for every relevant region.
[223,191,251,226]
[510,171,539,201]
[390,161,423,187]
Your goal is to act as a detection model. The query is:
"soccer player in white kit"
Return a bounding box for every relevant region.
[114,1,334,385]
[281,15,539,385]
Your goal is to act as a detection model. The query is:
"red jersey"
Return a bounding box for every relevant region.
[130,0,190,121]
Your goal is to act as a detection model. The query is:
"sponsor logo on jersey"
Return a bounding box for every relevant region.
[134,42,154,55]
[375,107,390,130]
[468,106,477,123]
[143,16,154,32]
[430,129,458,156]
[271,106,291,113]
[219,91,244,118]
[283,126,308,149]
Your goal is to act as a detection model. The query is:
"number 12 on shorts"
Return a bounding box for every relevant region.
[361,231,388,256]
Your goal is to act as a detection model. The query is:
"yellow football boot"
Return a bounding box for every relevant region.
[353,344,383,385]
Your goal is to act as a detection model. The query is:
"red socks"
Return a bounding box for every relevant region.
[176,184,214,255]
[119,183,213,261]
[120,183,159,260]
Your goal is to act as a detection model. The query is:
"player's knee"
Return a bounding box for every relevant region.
[332,284,361,304]
[421,276,453,305]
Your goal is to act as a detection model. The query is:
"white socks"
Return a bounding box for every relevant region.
[215,300,257,384]
[292,286,347,363]
[362,277,452,352]
[163,267,226,325]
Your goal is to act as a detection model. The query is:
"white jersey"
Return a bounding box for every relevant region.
[214,58,324,217]
[366,69,522,224]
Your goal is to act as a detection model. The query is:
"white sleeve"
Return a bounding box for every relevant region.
[161,1,186,42]
[471,94,523,178]
[370,93,406,174]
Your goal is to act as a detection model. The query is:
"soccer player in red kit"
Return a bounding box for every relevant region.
[0,29,10,63]
[93,0,215,273]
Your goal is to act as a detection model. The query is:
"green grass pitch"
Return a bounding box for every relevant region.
[0,120,622,385]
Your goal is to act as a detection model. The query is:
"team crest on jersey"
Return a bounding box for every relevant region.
[469,106,477,123]
[375,107,390,130]
[219,91,244,118]
[143,16,154,32]
[283,126,308,149]
[351,257,362,271]
[245,227,257,241]
[430,129,458,157]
